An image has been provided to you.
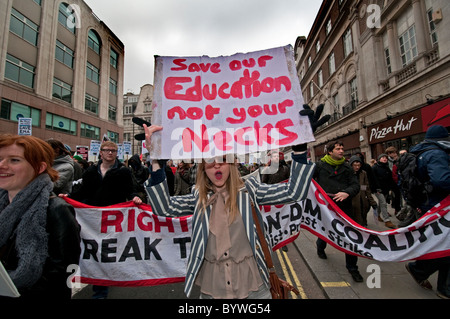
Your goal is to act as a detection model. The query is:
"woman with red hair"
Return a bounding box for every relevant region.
[0,134,80,299]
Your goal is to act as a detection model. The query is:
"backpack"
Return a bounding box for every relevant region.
[396,149,436,211]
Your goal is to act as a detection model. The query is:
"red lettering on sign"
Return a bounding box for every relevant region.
[182,124,210,152]
[101,210,123,233]
[276,119,298,145]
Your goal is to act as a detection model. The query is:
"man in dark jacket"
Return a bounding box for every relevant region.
[405,125,450,299]
[371,154,397,229]
[313,141,362,282]
[70,142,142,206]
[68,141,142,298]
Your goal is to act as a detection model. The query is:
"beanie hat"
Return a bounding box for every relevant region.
[73,155,83,161]
[425,125,449,140]
[378,153,388,161]
[349,155,362,166]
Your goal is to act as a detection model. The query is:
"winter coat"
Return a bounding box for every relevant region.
[0,196,81,299]
[261,161,290,184]
[70,159,138,206]
[351,169,377,226]
[313,160,360,217]
[372,161,396,195]
[52,155,74,195]
[410,139,450,212]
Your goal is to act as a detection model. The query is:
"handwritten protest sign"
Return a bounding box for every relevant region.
[151,45,314,160]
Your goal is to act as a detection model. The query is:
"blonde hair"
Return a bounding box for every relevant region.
[195,160,244,223]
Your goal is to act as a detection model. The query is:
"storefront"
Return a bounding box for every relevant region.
[367,97,450,160]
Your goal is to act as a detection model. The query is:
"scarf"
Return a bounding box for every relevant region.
[321,154,345,167]
[0,173,53,288]
[206,187,232,259]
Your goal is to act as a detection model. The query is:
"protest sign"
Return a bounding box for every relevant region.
[151,45,314,160]
[17,118,32,136]
[66,182,450,287]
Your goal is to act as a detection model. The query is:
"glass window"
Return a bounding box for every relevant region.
[110,49,118,68]
[107,131,119,143]
[343,29,353,57]
[88,30,101,54]
[108,105,117,122]
[427,9,438,46]
[1,99,41,127]
[46,112,76,135]
[86,62,100,84]
[10,8,39,46]
[81,123,100,139]
[55,40,74,68]
[52,78,72,103]
[329,52,335,75]
[399,26,418,67]
[109,78,117,95]
[58,3,76,34]
[85,94,99,114]
[5,54,35,88]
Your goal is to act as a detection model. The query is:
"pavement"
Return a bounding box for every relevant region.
[293,208,441,299]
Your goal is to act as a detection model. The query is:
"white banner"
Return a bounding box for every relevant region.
[65,181,450,286]
[150,46,314,160]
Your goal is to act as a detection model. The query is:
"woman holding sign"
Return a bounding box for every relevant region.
[0,134,81,299]
[143,105,328,299]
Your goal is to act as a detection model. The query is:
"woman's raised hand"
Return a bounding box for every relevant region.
[143,124,163,153]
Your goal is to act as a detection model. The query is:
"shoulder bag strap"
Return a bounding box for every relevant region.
[250,201,274,269]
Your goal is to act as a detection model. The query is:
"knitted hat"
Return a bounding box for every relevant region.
[73,155,83,161]
[425,125,449,140]
[378,153,388,161]
[349,155,362,166]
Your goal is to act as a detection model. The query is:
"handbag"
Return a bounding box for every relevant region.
[251,203,300,299]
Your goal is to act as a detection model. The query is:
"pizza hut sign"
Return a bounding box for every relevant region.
[368,109,422,144]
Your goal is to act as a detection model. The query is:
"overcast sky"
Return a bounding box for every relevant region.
[83,0,322,94]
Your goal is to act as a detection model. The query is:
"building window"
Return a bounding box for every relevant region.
[349,77,358,105]
[46,112,76,135]
[88,30,101,54]
[81,123,100,139]
[309,83,314,99]
[1,99,41,127]
[10,8,39,46]
[382,33,392,75]
[55,40,74,68]
[399,26,418,67]
[427,9,438,46]
[109,105,117,122]
[326,19,332,36]
[58,3,76,34]
[86,62,100,84]
[316,40,321,54]
[328,52,336,75]
[53,78,72,103]
[109,78,117,95]
[318,69,323,88]
[307,56,312,68]
[385,48,392,75]
[5,54,35,89]
[343,29,353,58]
[107,131,119,143]
[85,94,99,114]
[110,49,118,69]
[144,102,152,113]
[124,104,133,115]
